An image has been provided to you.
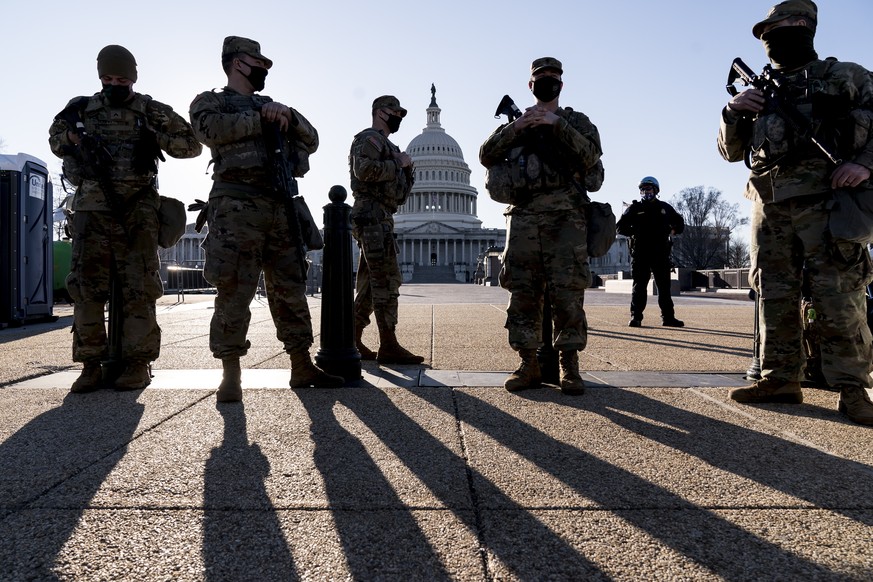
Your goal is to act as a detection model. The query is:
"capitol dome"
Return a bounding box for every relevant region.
[393,86,504,278]
[395,85,482,231]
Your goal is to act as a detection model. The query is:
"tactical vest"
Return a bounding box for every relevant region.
[72,94,157,188]
[211,91,274,175]
[485,108,598,205]
[749,59,838,173]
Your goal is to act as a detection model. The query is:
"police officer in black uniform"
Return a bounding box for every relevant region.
[616,176,685,327]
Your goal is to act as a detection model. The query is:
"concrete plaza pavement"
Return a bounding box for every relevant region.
[1,284,872,580]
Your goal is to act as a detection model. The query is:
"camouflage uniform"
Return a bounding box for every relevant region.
[48,91,201,365]
[349,127,412,333]
[189,87,318,359]
[480,107,602,352]
[718,47,873,390]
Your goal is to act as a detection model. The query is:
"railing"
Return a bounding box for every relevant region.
[702,268,751,289]
[165,266,214,294]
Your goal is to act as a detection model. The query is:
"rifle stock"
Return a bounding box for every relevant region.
[494,95,522,123]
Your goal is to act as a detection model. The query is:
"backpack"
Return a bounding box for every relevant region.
[586,201,616,257]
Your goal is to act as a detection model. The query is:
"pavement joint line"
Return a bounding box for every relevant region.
[691,388,873,479]
[450,387,492,580]
[0,390,212,520]
[430,305,436,365]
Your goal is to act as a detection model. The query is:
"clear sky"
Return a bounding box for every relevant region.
[2,0,871,235]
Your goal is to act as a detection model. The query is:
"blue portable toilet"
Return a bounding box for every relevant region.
[0,153,55,327]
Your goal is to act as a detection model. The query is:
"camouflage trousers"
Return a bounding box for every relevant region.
[204,192,312,359]
[66,208,163,363]
[750,196,873,387]
[352,219,401,331]
[499,208,591,351]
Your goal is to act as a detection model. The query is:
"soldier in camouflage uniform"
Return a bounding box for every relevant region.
[48,45,202,393]
[718,0,873,425]
[480,57,603,395]
[190,36,343,402]
[349,96,423,365]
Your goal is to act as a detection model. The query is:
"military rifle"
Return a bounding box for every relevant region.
[58,102,118,208]
[263,120,318,270]
[56,101,135,381]
[725,57,843,169]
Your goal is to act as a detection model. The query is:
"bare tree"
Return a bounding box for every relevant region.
[670,186,748,269]
[726,237,751,268]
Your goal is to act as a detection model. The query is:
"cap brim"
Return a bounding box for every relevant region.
[752,15,782,39]
[248,52,273,69]
[532,66,563,75]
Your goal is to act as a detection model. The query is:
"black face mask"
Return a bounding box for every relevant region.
[102,84,131,106]
[761,26,818,70]
[532,76,562,102]
[385,113,403,134]
[241,63,268,91]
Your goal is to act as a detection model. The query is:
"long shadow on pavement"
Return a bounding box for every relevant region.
[585,388,873,516]
[410,387,844,580]
[202,403,299,581]
[296,387,609,580]
[0,391,144,579]
[298,389,454,580]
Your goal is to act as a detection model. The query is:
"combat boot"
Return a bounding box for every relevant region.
[355,325,377,361]
[728,378,803,404]
[289,351,344,388]
[376,329,424,365]
[216,358,242,403]
[837,385,873,426]
[71,360,103,393]
[114,360,151,391]
[559,350,585,395]
[504,349,542,392]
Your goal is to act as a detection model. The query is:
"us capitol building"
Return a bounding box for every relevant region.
[158,86,626,286]
[160,85,507,285]
[393,85,505,283]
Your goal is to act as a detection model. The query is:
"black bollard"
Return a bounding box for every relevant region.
[538,289,560,384]
[315,186,361,383]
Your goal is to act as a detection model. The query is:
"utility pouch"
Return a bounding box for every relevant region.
[586,201,616,258]
[361,223,386,256]
[157,196,187,248]
[828,188,873,245]
[485,146,530,205]
[292,195,324,250]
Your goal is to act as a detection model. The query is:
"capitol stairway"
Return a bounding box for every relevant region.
[408,265,461,284]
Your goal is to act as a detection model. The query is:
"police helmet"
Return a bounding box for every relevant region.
[638,176,660,194]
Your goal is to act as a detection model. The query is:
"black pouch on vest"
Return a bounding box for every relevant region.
[292,196,324,250]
